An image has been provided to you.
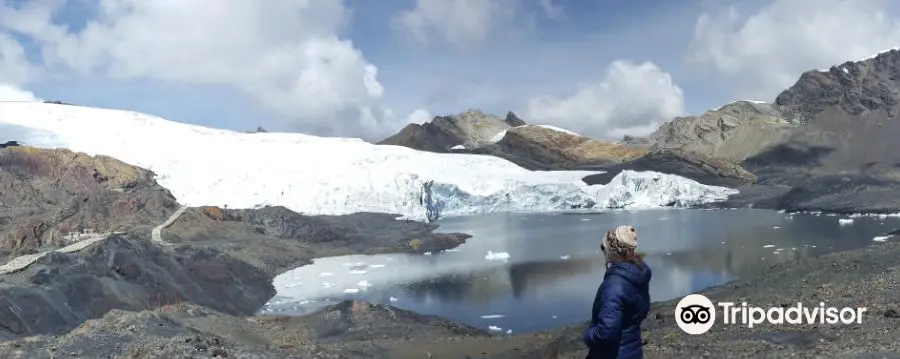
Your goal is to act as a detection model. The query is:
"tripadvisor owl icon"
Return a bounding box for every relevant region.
[675,294,716,334]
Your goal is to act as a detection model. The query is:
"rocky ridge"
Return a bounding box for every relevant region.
[379,110,650,171]
[614,49,900,212]
[378,109,521,152]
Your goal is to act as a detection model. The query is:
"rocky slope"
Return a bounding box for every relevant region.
[380,110,648,170]
[0,146,179,255]
[647,100,797,162]
[622,49,900,212]
[582,148,756,188]
[378,109,523,152]
[474,125,647,169]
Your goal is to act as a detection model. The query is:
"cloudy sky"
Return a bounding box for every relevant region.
[1,0,900,141]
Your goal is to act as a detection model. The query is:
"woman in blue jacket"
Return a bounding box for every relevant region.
[583,225,652,359]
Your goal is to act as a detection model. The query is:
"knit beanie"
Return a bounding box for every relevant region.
[603,225,638,263]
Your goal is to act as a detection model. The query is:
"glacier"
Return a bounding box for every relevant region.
[0,102,738,221]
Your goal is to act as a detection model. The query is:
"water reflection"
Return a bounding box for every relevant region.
[263,209,900,333]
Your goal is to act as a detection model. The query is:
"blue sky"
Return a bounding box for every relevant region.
[2,0,899,141]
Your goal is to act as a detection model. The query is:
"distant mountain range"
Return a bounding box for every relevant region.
[379,48,900,213]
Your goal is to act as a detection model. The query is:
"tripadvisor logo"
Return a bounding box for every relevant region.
[675,294,867,335]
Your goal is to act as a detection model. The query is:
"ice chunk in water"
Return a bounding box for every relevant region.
[485,251,510,261]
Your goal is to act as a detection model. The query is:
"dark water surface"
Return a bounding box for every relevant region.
[262,209,900,333]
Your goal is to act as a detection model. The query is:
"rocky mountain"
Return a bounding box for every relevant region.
[379,110,647,170]
[378,109,521,152]
[473,125,647,170]
[629,48,900,211]
[647,100,797,162]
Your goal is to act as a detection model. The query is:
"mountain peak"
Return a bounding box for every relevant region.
[775,47,900,121]
[504,111,526,127]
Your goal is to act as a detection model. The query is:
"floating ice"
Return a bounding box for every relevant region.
[763,245,775,248]
[481,314,505,319]
[838,218,854,226]
[874,235,892,242]
[485,251,510,261]
[772,226,781,229]
[488,325,503,331]
[319,272,334,277]
[560,255,571,260]
[357,280,372,287]
[343,288,359,294]
[368,264,386,269]
[349,270,368,275]
[389,296,399,302]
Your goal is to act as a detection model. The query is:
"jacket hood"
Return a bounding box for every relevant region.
[605,261,651,288]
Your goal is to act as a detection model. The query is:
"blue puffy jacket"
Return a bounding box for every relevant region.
[583,260,652,359]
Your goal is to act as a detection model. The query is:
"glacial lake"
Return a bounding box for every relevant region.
[260,209,900,333]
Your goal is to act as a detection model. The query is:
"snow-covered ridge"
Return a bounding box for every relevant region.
[0,102,736,221]
[489,124,581,142]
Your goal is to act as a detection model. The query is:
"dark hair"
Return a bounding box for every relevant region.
[625,253,644,265]
[622,250,643,265]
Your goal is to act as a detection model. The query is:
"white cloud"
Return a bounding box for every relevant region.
[405,109,433,124]
[0,84,41,102]
[537,0,565,20]
[0,0,408,139]
[687,0,900,100]
[0,33,39,85]
[523,60,685,139]
[392,0,517,48]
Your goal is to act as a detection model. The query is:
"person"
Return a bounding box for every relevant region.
[583,225,652,359]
